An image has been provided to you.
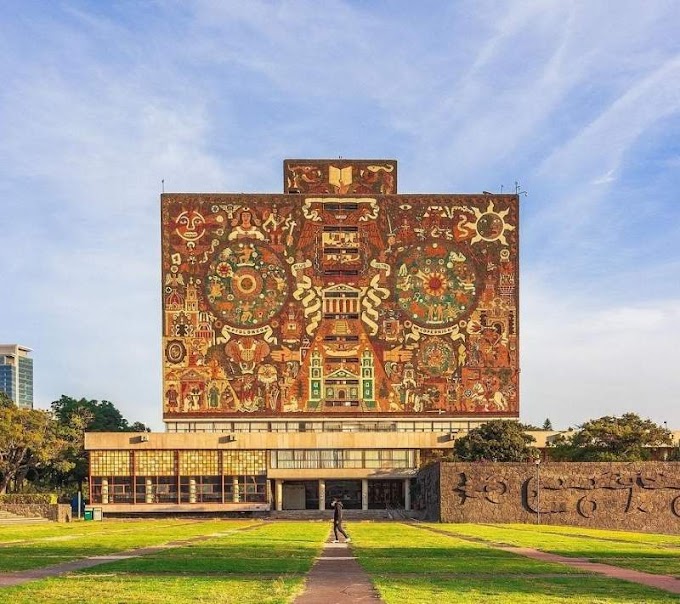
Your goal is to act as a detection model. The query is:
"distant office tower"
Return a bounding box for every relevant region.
[0,344,34,409]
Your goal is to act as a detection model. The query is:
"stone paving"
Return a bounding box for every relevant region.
[293,536,383,604]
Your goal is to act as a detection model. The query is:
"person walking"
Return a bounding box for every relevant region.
[331,497,350,543]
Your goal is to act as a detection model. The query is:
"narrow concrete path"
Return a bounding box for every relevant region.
[0,524,260,588]
[293,535,384,604]
[497,546,680,595]
[413,524,680,595]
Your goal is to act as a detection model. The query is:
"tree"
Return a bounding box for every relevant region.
[130,422,151,433]
[0,403,71,493]
[549,413,671,461]
[542,418,553,430]
[46,396,149,494]
[453,420,536,462]
[0,391,14,409]
[51,396,130,432]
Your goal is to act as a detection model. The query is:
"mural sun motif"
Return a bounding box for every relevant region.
[394,241,479,327]
[205,242,289,328]
[470,201,515,245]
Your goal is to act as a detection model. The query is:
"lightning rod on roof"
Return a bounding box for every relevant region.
[161,179,165,193]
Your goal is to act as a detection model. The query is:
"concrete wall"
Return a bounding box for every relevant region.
[418,461,680,534]
[85,431,456,451]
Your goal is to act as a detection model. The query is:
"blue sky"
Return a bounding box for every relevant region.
[1,1,679,431]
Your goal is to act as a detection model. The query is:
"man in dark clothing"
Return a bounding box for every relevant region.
[331,497,350,543]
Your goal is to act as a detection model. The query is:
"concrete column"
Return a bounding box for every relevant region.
[101,478,109,505]
[189,478,197,504]
[275,479,283,511]
[318,479,326,510]
[232,477,240,503]
[361,479,369,511]
[404,478,411,511]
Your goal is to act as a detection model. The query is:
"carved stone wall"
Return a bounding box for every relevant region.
[419,461,680,533]
[0,503,72,523]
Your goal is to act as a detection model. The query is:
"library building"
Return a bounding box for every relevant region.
[85,159,519,513]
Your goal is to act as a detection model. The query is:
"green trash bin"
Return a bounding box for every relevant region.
[83,509,93,521]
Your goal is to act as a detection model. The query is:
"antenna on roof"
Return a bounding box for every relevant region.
[514,181,527,197]
[161,179,165,193]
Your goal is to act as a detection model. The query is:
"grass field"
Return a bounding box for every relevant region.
[431,523,680,578]
[349,523,680,604]
[0,520,679,603]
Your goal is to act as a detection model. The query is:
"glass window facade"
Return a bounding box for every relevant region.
[270,449,412,470]
[0,347,33,409]
[165,420,478,433]
[89,450,268,505]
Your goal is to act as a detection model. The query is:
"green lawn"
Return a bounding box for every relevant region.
[348,523,680,604]
[1,520,680,603]
[85,521,329,575]
[0,519,257,571]
[431,523,680,578]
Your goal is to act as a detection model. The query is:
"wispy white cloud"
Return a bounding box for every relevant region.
[1,1,679,429]
[522,275,680,428]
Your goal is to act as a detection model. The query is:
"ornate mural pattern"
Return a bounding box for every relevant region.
[162,185,518,418]
[284,159,397,195]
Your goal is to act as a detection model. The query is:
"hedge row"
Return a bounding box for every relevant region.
[0,493,58,504]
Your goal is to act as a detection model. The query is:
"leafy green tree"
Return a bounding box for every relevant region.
[0,391,14,409]
[51,396,130,431]
[454,420,536,462]
[46,396,149,493]
[130,421,151,432]
[0,403,71,493]
[549,413,671,461]
[542,418,553,430]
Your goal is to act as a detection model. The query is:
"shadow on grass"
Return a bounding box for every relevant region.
[376,575,680,604]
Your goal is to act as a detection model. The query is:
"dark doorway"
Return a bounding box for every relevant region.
[326,479,362,509]
[368,479,404,509]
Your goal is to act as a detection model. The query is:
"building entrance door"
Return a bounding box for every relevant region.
[325,479,362,509]
[282,483,305,510]
[368,479,404,509]
[282,481,319,510]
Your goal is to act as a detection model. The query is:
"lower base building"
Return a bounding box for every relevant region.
[85,418,490,513]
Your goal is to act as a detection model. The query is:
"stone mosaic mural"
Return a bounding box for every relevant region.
[161,161,518,419]
[419,462,680,534]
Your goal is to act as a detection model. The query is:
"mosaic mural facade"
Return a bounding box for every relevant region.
[162,160,519,420]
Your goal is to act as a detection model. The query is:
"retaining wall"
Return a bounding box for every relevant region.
[418,461,680,533]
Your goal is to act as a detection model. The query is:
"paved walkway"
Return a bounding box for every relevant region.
[293,535,384,604]
[414,524,680,595]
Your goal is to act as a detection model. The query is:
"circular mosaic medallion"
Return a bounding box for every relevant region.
[418,337,455,376]
[205,242,289,327]
[165,339,186,364]
[476,212,505,241]
[394,241,479,326]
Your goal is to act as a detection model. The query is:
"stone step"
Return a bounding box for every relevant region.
[267,508,416,521]
[0,510,49,524]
